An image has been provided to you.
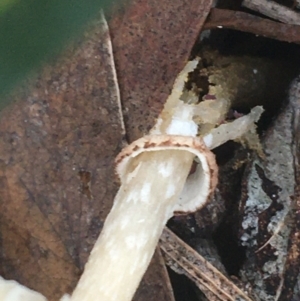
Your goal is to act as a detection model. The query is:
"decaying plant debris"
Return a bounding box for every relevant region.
[239,77,300,301]
[1,0,300,301]
[161,227,254,301]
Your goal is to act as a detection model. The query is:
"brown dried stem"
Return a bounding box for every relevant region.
[242,0,300,25]
[204,8,300,45]
[160,227,254,301]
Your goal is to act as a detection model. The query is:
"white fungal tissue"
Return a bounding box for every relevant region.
[158,161,174,178]
[0,277,47,301]
[125,233,148,250]
[140,182,152,204]
[165,184,176,199]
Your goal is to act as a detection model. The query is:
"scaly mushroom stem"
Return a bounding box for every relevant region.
[68,58,263,301]
[70,150,194,301]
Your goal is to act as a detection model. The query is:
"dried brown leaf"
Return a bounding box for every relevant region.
[109,0,214,141]
[0,15,124,301]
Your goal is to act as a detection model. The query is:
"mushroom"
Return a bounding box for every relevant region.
[0,277,47,301]
[67,60,263,301]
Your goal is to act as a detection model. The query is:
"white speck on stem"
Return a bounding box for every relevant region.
[120,216,130,229]
[108,248,122,261]
[140,182,152,203]
[166,118,197,136]
[125,233,148,250]
[165,106,198,137]
[203,133,213,148]
[158,161,174,178]
[125,189,139,204]
[165,184,176,198]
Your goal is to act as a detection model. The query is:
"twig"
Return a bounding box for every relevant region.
[160,227,254,301]
[242,0,300,25]
[204,8,300,45]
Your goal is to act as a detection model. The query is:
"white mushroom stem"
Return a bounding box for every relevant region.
[68,58,263,301]
[203,106,264,149]
[0,277,47,301]
[69,60,215,301]
[70,150,194,301]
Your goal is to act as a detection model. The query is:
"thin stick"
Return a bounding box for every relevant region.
[160,227,254,301]
[204,8,300,45]
[243,0,300,25]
